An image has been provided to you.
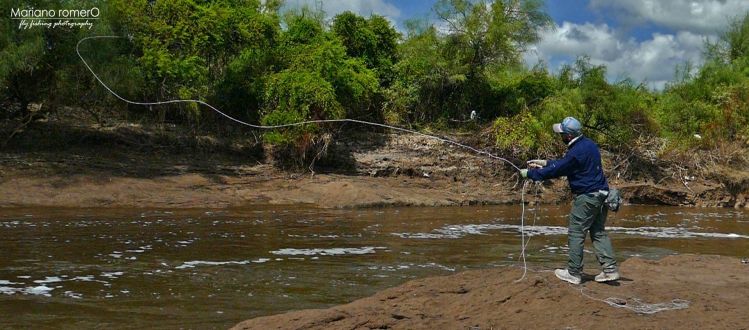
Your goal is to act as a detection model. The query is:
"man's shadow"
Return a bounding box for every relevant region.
[581,274,633,287]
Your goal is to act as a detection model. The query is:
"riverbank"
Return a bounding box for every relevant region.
[1,126,747,208]
[232,254,749,329]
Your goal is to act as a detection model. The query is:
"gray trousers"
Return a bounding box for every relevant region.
[567,193,618,276]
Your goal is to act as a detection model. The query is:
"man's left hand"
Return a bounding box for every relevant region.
[527,159,547,168]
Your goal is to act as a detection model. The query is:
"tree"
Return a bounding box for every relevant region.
[434,0,552,75]
[0,14,47,112]
[706,12,749,64]
[386,0,554,123]
[272,13,378,120]
[110,0,280,125]
[331,12,400,85]
[1,0,132,119]
[260,10,379,165]
[658,12,749,144]
[386,25,453,123]
[725,13,749,63]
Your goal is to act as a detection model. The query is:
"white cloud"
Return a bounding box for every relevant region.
[589,0,749,34]
[525,22,708,90]
[524,1,749,89]
[528,22,632,62]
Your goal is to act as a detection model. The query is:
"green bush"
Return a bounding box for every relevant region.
[111,0,280,125]
[486,67,556,117]
[260,69,342,166]
[653,13,749,148]
[493,110,556,158]
[261,70,343,141]
[331,12,400,86]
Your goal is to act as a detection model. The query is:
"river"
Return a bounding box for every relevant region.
[1,205,747,329]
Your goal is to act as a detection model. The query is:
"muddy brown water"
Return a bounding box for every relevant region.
[1,205,747,329]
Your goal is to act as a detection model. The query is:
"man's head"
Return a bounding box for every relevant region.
[552,117,582,144]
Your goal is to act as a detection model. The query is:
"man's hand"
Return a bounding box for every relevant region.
[520,169,528,178]
[527,159,547,169]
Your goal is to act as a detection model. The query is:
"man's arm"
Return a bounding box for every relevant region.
[527,152,577,181]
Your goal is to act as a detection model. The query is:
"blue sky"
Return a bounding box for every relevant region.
[288,0,749,89]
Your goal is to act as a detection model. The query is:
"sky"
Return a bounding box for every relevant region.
[286,0,749,90]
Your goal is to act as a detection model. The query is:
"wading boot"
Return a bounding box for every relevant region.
[554,269,581,285]
[595,271,620,283]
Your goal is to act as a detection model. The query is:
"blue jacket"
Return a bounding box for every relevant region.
[527,136,609,194]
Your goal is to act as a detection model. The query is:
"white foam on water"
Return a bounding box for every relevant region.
[391,232,456,239]
[608,226,749,239]
[269,247,386,256]
[101,272,124,279]
[64,291,83,299]
[174,257,272,269]
[33,276,63,284]
[0,286,17,295]
[175,260,250,269]
[0,280,20,285]
[420,262,456,272]
[392,224,566,239]
[71,275,108,284]
[393,223,749,240]
[541,245,596,254]
[25,285,54,296]
[369,262,456,273]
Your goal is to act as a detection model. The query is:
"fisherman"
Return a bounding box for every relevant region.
[520,117,619,284]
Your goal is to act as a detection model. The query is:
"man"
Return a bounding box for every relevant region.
[520,117,619,285]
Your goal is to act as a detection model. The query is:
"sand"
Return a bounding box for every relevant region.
[233,255,749,329]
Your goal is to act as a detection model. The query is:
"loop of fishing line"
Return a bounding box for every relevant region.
[577,284,690,314]
[75,36,521,172]
[515,180,541,282]
[77,35,538,282]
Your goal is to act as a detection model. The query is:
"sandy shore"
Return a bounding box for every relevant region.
[0,166,734,209]
[232,254,749,329]
[0,168,528,209]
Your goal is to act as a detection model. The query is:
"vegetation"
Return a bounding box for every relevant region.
[1,0,749,167]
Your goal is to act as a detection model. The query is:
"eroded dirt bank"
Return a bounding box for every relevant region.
[1,129,748,209]
[232,255,749,330]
